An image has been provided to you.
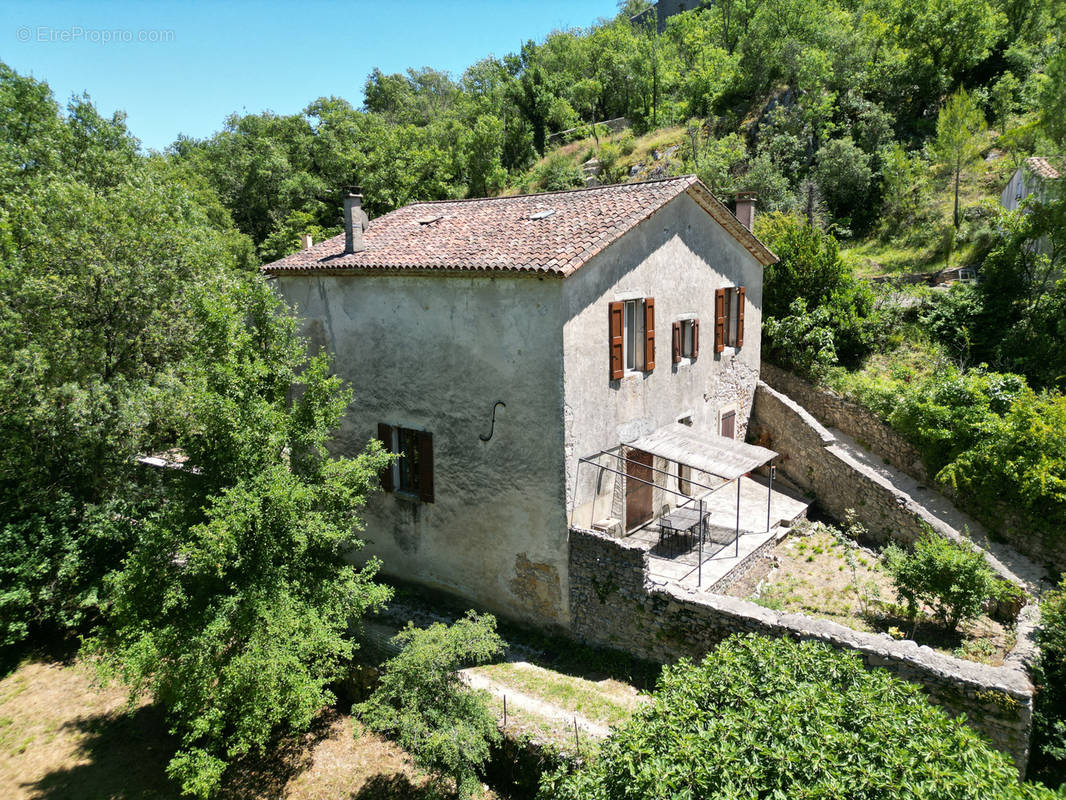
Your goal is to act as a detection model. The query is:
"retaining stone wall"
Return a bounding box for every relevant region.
[568,526,1035,771]
[759,362,929,482]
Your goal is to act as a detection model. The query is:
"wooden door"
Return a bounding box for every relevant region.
[625,448,654,531]
[721,410,736,439]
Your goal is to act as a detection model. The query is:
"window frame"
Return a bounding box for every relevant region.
[623,298,645,373]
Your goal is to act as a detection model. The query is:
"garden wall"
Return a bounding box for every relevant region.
[759,361,929,482]
[568,526,1037,772]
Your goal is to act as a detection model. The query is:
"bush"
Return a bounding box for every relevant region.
[762,298,838,380]
[540,634,1055,800]
[357,612,505,799]
[883,532,997,631]
[813,136,873,226]
[534,153,585,192]
[1032,578,1066,787]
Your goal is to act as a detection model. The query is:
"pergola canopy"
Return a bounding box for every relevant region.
[625,422,776,481]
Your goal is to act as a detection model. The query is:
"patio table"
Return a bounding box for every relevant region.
[658,505,706,556]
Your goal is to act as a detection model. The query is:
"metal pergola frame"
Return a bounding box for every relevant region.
[572,448,777,587]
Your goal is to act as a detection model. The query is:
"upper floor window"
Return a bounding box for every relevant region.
[609,298,655,380]
[714,286,746,352]
[672,318,700,362]
[377,423,435,503]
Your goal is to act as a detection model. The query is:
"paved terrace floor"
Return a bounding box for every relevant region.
[623,474,809,591]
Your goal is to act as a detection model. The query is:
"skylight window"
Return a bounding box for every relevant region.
[529,209,555,220]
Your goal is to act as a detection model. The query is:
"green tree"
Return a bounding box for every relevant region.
[883,533,997,632]
[932,88,988,231]
[358,612,505,799]
[541,634,1056,799]
[1032,577,1066,786]
[94,276,393,797]
[812,136,873,227]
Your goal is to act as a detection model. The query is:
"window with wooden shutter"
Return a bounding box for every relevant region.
[692,319,700,358]
[377,422,394,492]
[672,321,681,364]
[736,286,746,348]
[416,430,434,503]
[643,298,655,371]
[609,301,624,380]
[714,288,726,353]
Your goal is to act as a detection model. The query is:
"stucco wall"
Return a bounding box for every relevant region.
[569,527,1036,771]
[273,273,571,627]
[562,192,764,527]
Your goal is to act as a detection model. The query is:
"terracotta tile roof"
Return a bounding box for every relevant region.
[262,175,777,277]
[1026,157,1060,180]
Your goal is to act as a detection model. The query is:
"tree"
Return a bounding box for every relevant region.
[358,612,505,799]
[541,634,1058,800]
[812,137,873,227]
[932,88,988,231]
[883,532,997,632]
[1032,577,1066,786]
[93,275,393,797]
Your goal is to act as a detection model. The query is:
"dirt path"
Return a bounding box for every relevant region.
[460,666,611,738]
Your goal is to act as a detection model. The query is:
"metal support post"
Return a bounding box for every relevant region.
[767,464,775,533]
[735,476,741,558]
[697,497,704,587]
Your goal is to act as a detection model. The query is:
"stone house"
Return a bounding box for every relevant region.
[262,176,777,628]
[1000,156,1060,211]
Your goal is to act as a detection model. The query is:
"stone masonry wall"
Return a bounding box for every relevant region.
[759,363,1066,575]
[759,361,929,482]
[569,526,1036,771]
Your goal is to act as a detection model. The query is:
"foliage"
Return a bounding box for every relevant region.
[762,299,838,381]
[533,152,585,192]
[813,136,873,228]
[540,634,1055,800]
[93,275,393,797]
[1032,577,1066,786]
[883,532,997,631]
[357,612,506,799]
[0,66,253,648]
[756,212,880,367]
[932,89,988,231]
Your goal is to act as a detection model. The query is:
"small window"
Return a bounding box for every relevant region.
[681,320,696,357]
[624,299,645,372]
[377,423,434,503]
[714,287,746,352]
[394,427,421,494]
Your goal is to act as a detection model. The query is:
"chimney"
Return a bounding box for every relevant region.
[300,233,313,250]
[344,186,369,254]
[734,192,757,232]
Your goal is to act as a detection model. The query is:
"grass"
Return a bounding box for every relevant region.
[726,524,1015,665]
[471,662,644,729]
[0,658,478,800]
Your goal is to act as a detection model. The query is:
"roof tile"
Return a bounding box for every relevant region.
[262,175,776,276]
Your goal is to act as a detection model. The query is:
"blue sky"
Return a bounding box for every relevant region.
[1,0,615,151]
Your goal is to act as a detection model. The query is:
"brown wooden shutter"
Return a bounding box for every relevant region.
[608,301,624,380]
[643,297,655,371]
[736,286,746,348]
[377,423,394,492]
[672,321,681,364]
[692,319,700,359]
[417,430,434,503]
[714,289,726,353]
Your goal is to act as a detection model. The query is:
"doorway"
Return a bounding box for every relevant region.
[625,448,654,531]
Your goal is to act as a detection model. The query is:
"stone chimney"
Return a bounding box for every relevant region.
[344,187,369,254]
[300,233,313,250]
[734,192,757,232]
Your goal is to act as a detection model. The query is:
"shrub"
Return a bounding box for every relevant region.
[534,153,585,192]
[357,612,505,799]
[813,136,873,226]
[883,533,997,631]
[762,298,838,381]
[1032,578,1066,787]
[540,634,1055,800]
